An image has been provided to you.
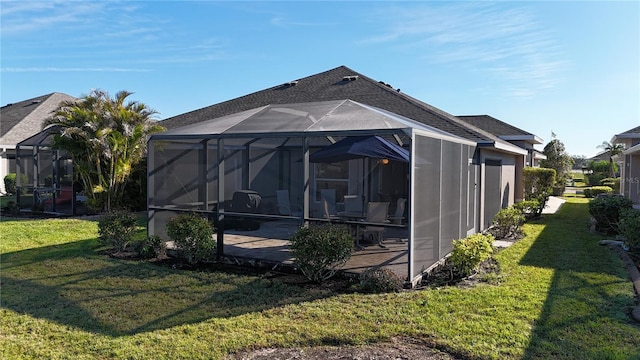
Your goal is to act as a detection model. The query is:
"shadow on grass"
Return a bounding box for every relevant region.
[520,201,640,359]
[1,238,333,337]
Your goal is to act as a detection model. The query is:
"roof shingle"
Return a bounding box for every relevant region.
[159,66,506,144]
[0,92,76,146]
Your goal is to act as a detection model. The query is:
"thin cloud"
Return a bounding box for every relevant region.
[270,16,333,28]
[1,2,229,69]
[1,67,152,73]
[0,2,105,34]
[361,3,567,99]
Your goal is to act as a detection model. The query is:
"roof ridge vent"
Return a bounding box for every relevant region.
[343,75,358,81]
[284,80,299,87]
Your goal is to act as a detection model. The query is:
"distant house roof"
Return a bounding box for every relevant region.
[160,65,525,155]
[612,125,640,142]
[0,92,77,147]
[457,115,543,144]
[588,150,611,162]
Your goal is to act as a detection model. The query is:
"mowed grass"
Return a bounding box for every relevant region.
[1,199,639,359]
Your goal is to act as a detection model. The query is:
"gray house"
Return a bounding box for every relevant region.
[149,66,530,285]
[611,126,640,204]
[458,115,546,202]
[0,93,76,194]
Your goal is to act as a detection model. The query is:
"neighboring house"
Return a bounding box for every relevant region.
[149,65,532,285]
[611,126,640,203]
[457,115,546,167]
[0,93,76,193]
[588,150,612,163]
[457,115,546,202]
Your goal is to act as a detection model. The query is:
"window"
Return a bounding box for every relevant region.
[314,161,349,201]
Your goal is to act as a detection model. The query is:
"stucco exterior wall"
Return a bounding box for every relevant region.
[478,149,517,230]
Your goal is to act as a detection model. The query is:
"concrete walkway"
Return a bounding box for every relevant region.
[542,196,566,214]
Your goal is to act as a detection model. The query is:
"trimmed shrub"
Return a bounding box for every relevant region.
[583,186,613,198]
[358,268,404,293]
[2,201,20,215]
[513,199,540,219]
[523,167,556,216]
[166,213,215,264]
[4,173,17,195]
[449,233,494,276]
[586,173,608,187]
[588,195,633,234]
[4,173,28,195]
[600,178,620,193]
[134,235,167,259]
[618,208,640,252]
[289,223,353,283]
[98,210,138,251]
[489,207,525,240]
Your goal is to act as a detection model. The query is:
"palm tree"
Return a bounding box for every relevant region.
[597,141,624,178]
[47,90,164,212]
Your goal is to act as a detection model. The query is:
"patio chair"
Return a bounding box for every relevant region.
[360,201,389,248]
[388,198,406,225]
[276,190,302,217]
[343,194,363,215]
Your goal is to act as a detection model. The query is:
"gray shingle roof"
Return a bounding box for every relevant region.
[159,66,506,144]
[457,115,534,137]
[616,125,640,137]
[0,92,77,146]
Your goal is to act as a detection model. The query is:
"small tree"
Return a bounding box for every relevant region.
[596,141,624,178]
[523,167,556,216]
[540,139,573,189]
[289,224,353,283]
[47,89,164,212]
[571,155,587,170]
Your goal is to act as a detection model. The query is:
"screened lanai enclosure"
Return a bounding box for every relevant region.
[15,126,84,216]
[148,100,479,285]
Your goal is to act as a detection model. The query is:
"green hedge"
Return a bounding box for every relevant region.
[618,208,640,251]
[3,173,28,195]
[588,195,632,234]
[599,178,620,193]
[583,186,613,198]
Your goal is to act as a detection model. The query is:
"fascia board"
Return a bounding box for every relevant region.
[499,134,543,144]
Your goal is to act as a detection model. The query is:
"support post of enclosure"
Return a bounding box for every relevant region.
[216,139,225,259]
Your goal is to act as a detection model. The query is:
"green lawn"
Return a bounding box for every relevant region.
[1,199,639,359]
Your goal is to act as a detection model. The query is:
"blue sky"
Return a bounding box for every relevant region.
[1,1,638,157]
